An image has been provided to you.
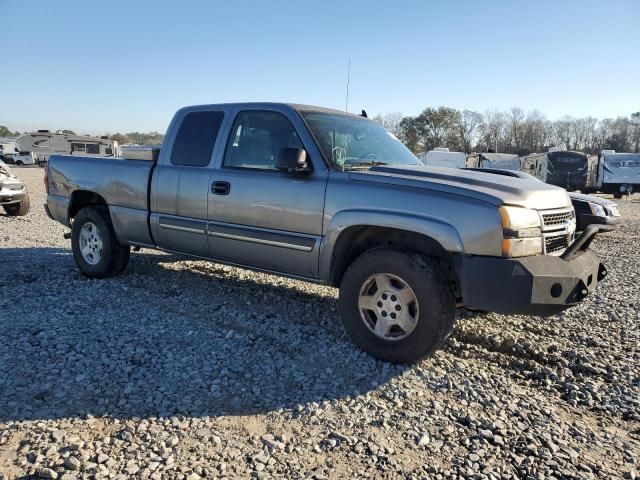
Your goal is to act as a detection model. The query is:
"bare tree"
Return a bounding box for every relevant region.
[379,106,639,155]
[582,117,599,153]
[458,110,483,153]
[508,107,525,152]
[553,116,574,150]
[631,112,640,153]
[479,110,507,152]
[380,112,403,137]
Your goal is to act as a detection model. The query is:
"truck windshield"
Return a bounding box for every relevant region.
[301,111,420,170]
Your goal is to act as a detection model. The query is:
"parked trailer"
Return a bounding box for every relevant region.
[476,153,521,170]
[417,148,466,169]
[521,152,546,179]
[520,150,598,192]
[542,150,594,191]
[0,137,17,162]
[597,150,640,198]
[16,131,118,166]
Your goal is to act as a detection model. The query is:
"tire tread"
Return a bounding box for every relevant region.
[339,249,455,363]
[71,206,130,278]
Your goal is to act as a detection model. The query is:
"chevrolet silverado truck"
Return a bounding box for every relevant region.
[45,103,608,363]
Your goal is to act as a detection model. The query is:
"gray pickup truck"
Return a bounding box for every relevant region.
[45,103,608,363]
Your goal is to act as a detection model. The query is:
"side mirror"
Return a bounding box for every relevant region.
[276,147,310,173]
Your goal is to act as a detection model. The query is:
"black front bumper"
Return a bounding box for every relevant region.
[455,226,607,317]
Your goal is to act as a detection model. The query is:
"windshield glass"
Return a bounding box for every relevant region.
[301,111,420,170]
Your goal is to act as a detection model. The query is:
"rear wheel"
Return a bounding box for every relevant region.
[71,206,130,278]
[3,194,30,216]
[339,249,456,363]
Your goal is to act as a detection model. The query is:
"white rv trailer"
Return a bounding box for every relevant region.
[520,152,543,178]
[0,137,17,162]
[417,147,466,169]
[16,131,118,165]
[597,150,640,197]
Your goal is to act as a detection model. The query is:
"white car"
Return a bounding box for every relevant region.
[0,160,30,216]
[12,152,37,166]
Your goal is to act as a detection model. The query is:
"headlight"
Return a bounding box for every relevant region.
[588,203,606,217]
[499,206,543,257]
[606,205,620,217]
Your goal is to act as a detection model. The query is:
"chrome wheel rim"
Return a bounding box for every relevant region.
[79,222,103,265]
[358,273,419,341]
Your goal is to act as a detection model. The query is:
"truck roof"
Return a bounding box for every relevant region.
[180,102,369,120]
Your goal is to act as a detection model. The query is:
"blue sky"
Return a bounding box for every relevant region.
[2,0,639,134]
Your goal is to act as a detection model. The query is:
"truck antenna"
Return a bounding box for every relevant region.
[344,58,351,124]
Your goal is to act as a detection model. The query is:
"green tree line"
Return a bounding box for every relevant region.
[106,132,164,146]
[0,126,164,147]
[0,126,20,137]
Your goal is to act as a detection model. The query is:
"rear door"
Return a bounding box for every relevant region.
[150,108,227,257]
[206,106,328,278]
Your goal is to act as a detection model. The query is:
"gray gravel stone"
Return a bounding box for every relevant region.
[0,167,638,479]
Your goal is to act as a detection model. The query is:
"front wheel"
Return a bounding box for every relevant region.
[71,206,130,278]
[3,194,30,216]
[339,250,456,363]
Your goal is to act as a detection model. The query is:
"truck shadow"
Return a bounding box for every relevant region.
[0,247,410,422]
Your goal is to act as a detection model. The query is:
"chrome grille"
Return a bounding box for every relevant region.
[545,234,572,254]
[539,207,575,255]
[542,211,574,227]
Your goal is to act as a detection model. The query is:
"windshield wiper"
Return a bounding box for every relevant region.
[342,161,388,170]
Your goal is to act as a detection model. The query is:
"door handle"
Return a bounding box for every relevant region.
[211,181,230,195]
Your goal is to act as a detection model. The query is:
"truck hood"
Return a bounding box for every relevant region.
[352,165,571,210]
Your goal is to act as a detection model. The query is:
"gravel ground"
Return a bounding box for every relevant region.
[0,166,638,480]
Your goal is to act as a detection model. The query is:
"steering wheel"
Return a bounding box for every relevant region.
[359,152,377,160]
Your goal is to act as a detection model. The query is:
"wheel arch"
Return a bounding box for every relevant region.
[67,190,109,222]
[321,210,464,288]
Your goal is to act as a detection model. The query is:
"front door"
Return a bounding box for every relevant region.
[207,108,328,278]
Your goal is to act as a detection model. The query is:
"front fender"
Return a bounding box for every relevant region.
[319,209,464,281]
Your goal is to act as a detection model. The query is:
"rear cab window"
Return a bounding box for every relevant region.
[171,111,225,167]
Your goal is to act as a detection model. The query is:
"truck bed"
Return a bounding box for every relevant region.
[47,155,156,245]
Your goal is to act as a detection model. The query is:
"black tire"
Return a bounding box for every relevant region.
[339,249,455,363]
[614,193,623,199]
[71,206,130,278]
[3,194,30,216]
[15,160,23,166]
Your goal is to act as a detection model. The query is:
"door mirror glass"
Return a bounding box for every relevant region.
[276,147,309,173]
